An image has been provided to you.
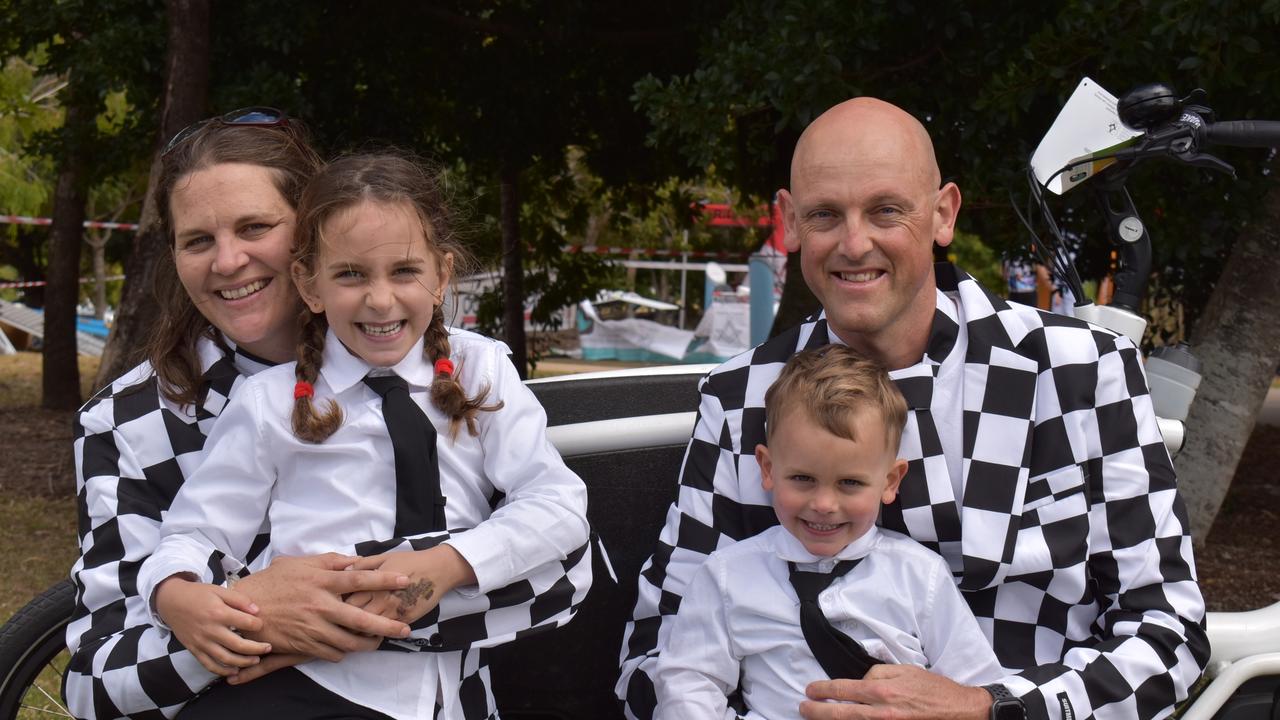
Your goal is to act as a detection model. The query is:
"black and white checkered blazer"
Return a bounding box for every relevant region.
[619,264,1209,720]
[66,334,589,719]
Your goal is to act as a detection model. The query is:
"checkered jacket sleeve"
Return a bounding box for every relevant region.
[998,328,1209,719]
[65,373,240,720]
[349,532,593,654]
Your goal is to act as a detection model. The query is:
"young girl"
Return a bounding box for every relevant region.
[138,153,592,720]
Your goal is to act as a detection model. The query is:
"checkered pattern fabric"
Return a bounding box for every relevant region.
[619,264,1209,720]
[65,335,587,720]
[361,532,593,655]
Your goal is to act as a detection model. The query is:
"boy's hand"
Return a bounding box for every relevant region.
[344,545,477,625]
[153,574,272,676]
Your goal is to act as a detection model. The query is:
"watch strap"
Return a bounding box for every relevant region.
[982,684,1027,720]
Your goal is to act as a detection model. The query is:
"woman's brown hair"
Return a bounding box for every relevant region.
[290,151,499,443]
[144,119,323,407]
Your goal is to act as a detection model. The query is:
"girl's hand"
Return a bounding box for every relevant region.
[345,546,477,625]
[153,574,272,676]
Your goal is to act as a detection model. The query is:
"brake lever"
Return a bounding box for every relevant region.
[1171,105,1236,177]
[1172,148,1236,177]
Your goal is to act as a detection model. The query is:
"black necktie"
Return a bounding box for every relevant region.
[788,559,884,680]
[364,374,445,535]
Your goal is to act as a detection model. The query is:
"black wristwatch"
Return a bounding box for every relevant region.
[982,684,1027,720]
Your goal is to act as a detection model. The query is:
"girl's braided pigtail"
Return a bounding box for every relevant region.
[291,309,344,442]
[424,306,502,439]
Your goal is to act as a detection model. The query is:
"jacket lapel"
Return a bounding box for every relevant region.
[940,265,1041,591]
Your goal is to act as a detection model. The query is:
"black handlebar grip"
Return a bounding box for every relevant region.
[1201,120,1280,148]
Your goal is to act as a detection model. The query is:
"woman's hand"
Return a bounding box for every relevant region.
[233,553,413,662]
[153,574,271,677]
[344,545,477,625]
[227,652,308,685]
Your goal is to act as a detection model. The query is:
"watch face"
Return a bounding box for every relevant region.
[993,699,1027,720]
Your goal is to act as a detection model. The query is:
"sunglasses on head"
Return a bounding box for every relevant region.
[161,106,290,157]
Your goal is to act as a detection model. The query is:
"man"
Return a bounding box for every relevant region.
[618,98,1208,720]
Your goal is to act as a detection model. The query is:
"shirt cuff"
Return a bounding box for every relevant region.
[441,534,508,595]
[137,557,216,630]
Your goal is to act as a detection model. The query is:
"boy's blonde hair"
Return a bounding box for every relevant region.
[764,345,907,451]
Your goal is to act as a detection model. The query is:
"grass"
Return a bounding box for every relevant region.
[0,352,98,719]
[0,351,101,408]
[0,352,99,624]
[0,494,80,623]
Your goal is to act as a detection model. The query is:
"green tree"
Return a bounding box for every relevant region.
[3,0,164,408]
[0,54,61,306]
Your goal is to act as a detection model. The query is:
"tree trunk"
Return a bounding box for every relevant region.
[87,231,109,319]
[500,164,528,379]
[42,101,90,411]
[96,0,210,388]
[1174,183,1280,545]
[768,249,819,337]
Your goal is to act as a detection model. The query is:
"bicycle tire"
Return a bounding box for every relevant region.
[0,579,76,719]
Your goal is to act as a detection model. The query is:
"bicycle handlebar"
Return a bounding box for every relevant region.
[1023,83,1276,322]
[1201,119,1280,149]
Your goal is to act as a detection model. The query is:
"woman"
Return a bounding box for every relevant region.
[65,112,592,719]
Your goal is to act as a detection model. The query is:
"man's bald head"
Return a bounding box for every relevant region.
[777,96,961,369]
[791,98,941,195]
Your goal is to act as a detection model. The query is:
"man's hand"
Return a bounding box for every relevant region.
[153,575,271,677]
[800,664,992,719]
[233,553,413,662]
[344,545,477,625]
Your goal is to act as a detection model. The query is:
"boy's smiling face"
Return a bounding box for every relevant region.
[756,406,906,557]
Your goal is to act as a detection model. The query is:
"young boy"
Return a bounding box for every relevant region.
[653,345,1003,719]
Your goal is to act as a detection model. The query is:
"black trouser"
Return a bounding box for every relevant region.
[179,667,395,720]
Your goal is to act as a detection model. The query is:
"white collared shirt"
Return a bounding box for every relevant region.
[654,525,1003,720]
[139,329,590,720]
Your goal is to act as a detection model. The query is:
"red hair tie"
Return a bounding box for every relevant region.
[434,359,455,376]
[293,381,315,399]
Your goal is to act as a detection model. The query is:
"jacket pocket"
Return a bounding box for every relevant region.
[1022,464,1086,514]
[1010,465,1090,577]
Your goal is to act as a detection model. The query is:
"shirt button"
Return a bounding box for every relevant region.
[428,633,443,647]
[414,638,428,647]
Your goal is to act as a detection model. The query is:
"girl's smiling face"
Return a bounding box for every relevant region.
[295,199,451,368]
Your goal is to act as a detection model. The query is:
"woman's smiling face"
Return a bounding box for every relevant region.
[169,162,301,362]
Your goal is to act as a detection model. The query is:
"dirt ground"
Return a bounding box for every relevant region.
[1195,424,1280,610]
[0,352,1276,613]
